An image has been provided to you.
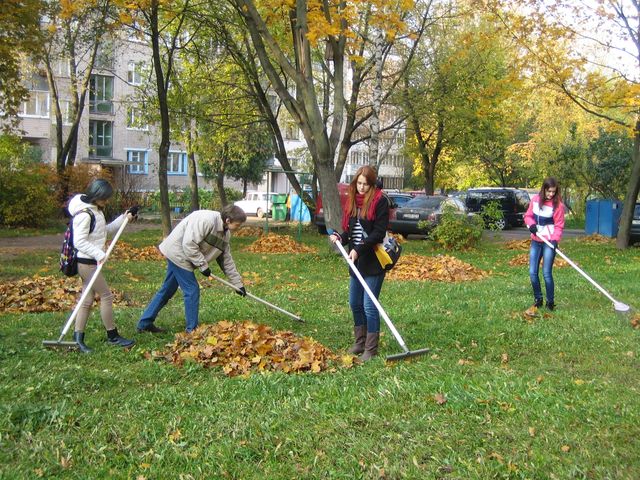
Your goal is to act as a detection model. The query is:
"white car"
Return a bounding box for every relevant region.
[234,191,277,218]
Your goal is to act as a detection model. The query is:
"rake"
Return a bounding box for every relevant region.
[208,273,305,323]
[536,233,631,313]
[43,216,130,350]
[332,236,430,361]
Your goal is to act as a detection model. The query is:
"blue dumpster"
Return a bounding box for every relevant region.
[584,199,622,237]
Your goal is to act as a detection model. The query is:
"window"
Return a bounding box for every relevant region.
[126,107,148,130]
[51,100,73,125]
[168,151,187,175]
[20,91,50,118]
[127,61,144,85]
[55,59,71,77]
[127,149,148,174]
[89,120,113,157]
[90,75,114,114]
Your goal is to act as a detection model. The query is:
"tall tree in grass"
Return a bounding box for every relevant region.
[481,0,640,248]
[225,0,430,232]
[121,0,193,236]
[0,0,44,132]
[38,0,117,181]
[401,10,522,193]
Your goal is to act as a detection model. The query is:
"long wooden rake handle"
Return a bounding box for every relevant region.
[56,216,130,341]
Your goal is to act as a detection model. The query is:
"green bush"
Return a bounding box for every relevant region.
[480,200,504,231]
[0,135,57,227]
[430,206,483,250]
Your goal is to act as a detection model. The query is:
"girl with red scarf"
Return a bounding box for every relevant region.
[329,166,389,361]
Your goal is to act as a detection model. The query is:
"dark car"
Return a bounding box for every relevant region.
[389,195,470,235]
[464,187,530,230]
[386,192,413,208]
[631,202,640,244]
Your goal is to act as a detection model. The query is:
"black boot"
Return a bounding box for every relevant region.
[532,298,543,308]
[546,301,555,311]
[106,328,135,348]
[73,331,92,354]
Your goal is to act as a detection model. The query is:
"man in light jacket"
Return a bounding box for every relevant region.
[137,205,247,333]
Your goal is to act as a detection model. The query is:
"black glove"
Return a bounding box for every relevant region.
[528,224,537,234]
[551,240,558,251]
[126,205,140,217]
[200,268,211,277]
[236,286,247,297]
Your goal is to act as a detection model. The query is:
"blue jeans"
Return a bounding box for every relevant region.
[138,260,200,332]
[529,240,556,303]
[349,273,385,333]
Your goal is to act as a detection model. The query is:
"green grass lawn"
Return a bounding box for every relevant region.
[1,228,639,479]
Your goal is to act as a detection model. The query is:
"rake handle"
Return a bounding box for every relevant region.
[207,273,304,323]
[535,233,619,305]
[333,240,409,353]
[58,216,130,341]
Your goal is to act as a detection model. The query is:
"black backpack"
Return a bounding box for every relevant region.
[60,209,96,277]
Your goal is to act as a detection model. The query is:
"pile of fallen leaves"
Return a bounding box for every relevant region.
[504,239,530,250]
[154,321,353,376]
[0,275,136,313]
[233,226,264,237]
[109,241,164,261]
[508,254,568,267]
[244,233,318,254]
[580,234,613,244]
[386,254,488,282]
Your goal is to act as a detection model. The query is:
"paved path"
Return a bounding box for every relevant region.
[0,220,588,252]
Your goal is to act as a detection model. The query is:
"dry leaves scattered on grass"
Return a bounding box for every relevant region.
[233,226,264,237]
[504,239,530,250]
[386,254,488,282]
[630,313,640,329]
[153,320,354,376]
[580,234,613,245]
[244,233,318,254]
[0,275,137,313]
[508,254,568,267]
[109,241,164,261]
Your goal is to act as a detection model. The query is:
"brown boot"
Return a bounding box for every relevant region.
[349,325,367,354]
[360,332,379,361]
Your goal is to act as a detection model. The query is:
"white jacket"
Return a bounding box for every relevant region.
[158,210,243,288]
[68,194,126,262]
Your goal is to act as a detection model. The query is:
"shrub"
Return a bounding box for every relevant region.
[0,135,58,227]
[480,200,505,231]
[430,206,483,250]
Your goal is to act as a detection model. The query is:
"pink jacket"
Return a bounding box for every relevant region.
[524,194,565,243]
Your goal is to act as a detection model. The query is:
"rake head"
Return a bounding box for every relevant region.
[42,340,80,351]
[385,347,431,362]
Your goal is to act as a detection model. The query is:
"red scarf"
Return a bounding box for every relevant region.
[342,188,383,231]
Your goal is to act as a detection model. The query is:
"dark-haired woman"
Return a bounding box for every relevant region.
[67,179,138,353]
[524,177,565,311]
[330,166,389,361]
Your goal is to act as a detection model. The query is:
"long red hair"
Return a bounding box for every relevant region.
[342,166,382,230]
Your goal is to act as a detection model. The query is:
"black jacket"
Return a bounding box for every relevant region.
[339,195,390,276]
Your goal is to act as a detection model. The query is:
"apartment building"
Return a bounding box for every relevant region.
[16,32,206,193]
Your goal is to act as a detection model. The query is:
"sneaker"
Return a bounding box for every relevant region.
[136,324,167,334]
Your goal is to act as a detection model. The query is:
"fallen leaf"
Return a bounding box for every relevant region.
[434,393,447,405]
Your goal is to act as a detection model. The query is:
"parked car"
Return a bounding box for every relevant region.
[464,187,530,230]
[386,192,413,209]
[631,202,640,244]
[234,191,277,218]
[389,195,471,235]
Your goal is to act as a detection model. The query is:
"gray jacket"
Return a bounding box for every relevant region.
[159,210,243,288]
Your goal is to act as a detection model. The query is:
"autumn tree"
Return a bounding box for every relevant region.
[226,0,430,232]
[0,0,44,132]
[481,0,640,248]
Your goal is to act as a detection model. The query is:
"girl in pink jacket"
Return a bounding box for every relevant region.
[524,177,565,311]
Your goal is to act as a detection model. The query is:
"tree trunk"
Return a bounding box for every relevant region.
[185,129,199,212]
[616,122,640,249]
[369,30,384,170]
